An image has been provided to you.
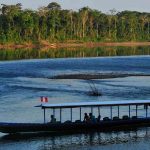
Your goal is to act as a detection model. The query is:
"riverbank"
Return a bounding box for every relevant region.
[1,41,150,49]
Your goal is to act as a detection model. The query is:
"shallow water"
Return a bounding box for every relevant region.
[0,56,150,149]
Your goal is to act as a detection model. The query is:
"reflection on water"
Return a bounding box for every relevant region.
[0,46,150,60]
[0,128,150,150]
[38,129,150,150]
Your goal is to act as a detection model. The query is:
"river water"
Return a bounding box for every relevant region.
[0,55,150,149]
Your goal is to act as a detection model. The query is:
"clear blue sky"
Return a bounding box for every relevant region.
[0,0,150,13]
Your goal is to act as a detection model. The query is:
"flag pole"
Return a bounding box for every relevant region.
[41,96,48,123]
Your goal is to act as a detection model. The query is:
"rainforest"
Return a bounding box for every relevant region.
[0,2,150,45]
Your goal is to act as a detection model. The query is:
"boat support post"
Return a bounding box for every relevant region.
[118,106,120,118]
[146,105,148,118]
[110,106,112,120]
[129,105,131,118]
[71,108,72,122]
[60,108,62,123]
[98,107,100,116]
[44,108,46,123]
[80,107,81,121]
[91,107,93,114]
[136,105,138,117]
[53,108,55,117]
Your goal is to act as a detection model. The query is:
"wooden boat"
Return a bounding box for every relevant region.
[0,100,150,134]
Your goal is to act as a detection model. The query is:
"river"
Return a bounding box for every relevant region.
[0,55,150,149]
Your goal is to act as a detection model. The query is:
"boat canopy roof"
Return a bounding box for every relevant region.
[36,100,150,109]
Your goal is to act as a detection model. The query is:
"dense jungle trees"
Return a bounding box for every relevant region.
[0,2,150,44]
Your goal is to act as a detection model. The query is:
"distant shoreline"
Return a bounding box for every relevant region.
[0,41,150,49]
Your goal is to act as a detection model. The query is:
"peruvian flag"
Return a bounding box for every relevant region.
[41,97,48,103]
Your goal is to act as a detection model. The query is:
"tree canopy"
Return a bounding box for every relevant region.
[0,2,150,44]
[47,2,61,10]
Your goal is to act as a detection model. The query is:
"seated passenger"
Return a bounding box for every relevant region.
[132,116,137,119]
[75,120,82,123]
[113,116,120,120]
[103,117,110,121]
[97,115,101,122]
[89,113,96,123]
[84,113,90,122]
[64,120,72,123]
[122,115,129,120]
[50,115,56,123]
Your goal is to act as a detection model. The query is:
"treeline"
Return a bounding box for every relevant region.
[0,2,150,44]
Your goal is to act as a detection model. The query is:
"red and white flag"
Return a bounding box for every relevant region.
[41,97,48,103]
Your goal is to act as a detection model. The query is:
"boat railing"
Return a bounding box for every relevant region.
[35,100,150,124]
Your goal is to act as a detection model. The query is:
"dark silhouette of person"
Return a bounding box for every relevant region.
[89,113,96,122]
[50,115,56,123]
[84,113,90,122]
[97,115,101,122]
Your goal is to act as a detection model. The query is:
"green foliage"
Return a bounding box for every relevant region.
[47,2,61,10]
[0,3,150,43]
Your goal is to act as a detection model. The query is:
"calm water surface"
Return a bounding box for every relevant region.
[0,56,150,149]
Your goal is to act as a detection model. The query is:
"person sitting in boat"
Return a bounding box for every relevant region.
[84,113,90,122]
[50,115,56,123]
[89,113,96,123]
[97,115,101,122]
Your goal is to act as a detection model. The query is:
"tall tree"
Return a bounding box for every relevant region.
[47,2,61,10]
[79,7,90,38]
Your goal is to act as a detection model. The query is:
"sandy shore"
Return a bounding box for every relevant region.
[58,42,150,48]
[51,73,150,80]
[0,41,150,49]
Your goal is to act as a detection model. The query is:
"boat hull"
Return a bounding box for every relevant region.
[0,118,150,134]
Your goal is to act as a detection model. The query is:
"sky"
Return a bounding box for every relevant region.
[0,0,150,13]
